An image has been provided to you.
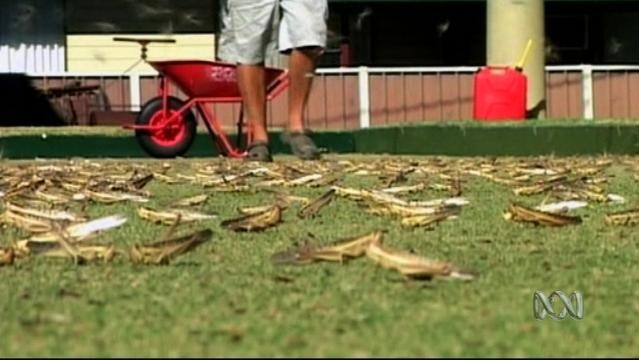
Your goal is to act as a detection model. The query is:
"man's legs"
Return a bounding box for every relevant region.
[217,0,278,160]
[287,48,321,134]
[279,0,328,159]
[237,65,268,143]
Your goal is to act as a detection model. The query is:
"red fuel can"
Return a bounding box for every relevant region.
[473,66,527,121]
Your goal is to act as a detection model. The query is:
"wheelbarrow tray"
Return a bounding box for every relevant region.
[148,60,287,100]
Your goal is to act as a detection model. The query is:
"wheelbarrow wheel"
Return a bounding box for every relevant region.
[135,96,197,158]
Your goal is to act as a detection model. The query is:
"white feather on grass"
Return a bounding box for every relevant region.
[607,194,626,204]
[27,215,128,243]
[535,201,588,213]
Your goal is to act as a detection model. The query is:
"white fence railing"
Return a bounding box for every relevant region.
[0,44,66,73]
[15,64,639,127]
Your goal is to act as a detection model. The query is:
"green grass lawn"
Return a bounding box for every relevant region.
[1,155,638,357]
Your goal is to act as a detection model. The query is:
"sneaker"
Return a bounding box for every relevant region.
[281,131,321,160]
[246,141,273,162]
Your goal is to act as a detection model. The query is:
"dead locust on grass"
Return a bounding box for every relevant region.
[365,242,476,281]
[298,189,335,219]
[221,205,282,232]
[604,208,639,226]
[504,203,582,227]
[272,231,384,265]
[173,194,208,207]
[129,228,213,265]
[137,207,217,225]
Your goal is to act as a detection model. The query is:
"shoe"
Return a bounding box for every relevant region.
[246,141,273,162]
[281,131,321,160]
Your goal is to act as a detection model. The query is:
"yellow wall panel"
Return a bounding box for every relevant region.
[66,34,216,73]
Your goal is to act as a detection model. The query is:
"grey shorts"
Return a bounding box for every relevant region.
[217,0,328,65]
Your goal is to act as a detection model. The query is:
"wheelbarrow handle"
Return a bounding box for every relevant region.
[113,37,177,45]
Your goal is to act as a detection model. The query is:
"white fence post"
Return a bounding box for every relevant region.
[358,66,370,129]
[129,74,141,112]
[0,46,8,72]
[581,65,594,120]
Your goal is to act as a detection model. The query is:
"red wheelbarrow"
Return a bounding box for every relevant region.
[114,37,289,158]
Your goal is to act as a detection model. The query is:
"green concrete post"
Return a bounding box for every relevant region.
[487,0,546,118]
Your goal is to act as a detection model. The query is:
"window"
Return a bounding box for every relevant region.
[366,2,486,66]
[602,12,639,63]
[65,0,217,34]
[547,15,589,50]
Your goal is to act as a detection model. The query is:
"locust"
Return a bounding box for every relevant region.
[307,172,343,188]
[272,231,384,265]
[0,247,15,266]
[332,186,409,207]
[33,189,70,204]
[153,172,181,184]
[401,207,460,228]
[575,189,609,203]
[31,225,106,265]
[273,192,310,206]
[380,168,414,188]
[407,197,469,208]
[367,203,456,218]
[429,183,456,192]
[365,242,475,281]
[513,183,554,196]
[4,201,81,222]
[173,194,208,207]
[2,210,53,233]
[286,174,323,186]
[176,174,198,182]
[464,170,521,186]
[255,179,287,187]
[514,167,562,176]
[25,241,117,264]
[237,190,295,214]
[604,209,639,226]
[129,228,213,265]
[450,171,463,196]
[298,189,335,219]
[332,186,371,200]
[380,183,426,194]
[504,203,582,227]
[221,205,282,232]
[129,172,154,190]
[80,189,149,204]
[198,174,244,187]
[137,207,217,225]
[207,185,252,193]
[60,182,84,193]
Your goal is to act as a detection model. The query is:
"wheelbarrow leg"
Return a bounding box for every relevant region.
[195,102,246,158]
[236,106,254,152]
[236,106,244,150]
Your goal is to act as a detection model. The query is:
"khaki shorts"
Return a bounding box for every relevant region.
[217,0,328,65]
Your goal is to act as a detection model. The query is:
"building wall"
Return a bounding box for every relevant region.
[64,0,218,72]
[66,34,216,73]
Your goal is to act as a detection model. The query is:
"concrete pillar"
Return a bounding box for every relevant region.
[487,0,546,118]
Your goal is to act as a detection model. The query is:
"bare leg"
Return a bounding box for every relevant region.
[287,47,321,133]
[236,64,268,143]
